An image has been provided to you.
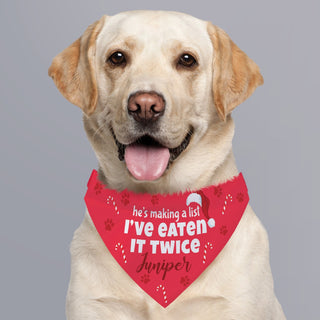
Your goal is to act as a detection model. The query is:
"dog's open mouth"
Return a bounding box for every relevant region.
[112,129,193,181]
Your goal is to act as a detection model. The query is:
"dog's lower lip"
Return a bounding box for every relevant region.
[168,128,193,161]
[111,128,193,163]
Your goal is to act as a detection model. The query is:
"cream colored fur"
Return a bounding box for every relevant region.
[49,10,286,319]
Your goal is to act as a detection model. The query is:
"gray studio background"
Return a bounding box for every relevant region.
[1,0,319,319]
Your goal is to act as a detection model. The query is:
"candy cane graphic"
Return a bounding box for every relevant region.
[221,194,233,215]
[156,284,168,304]
[106,196,120,215]
[202,242,213,264]
[115,242,127,264]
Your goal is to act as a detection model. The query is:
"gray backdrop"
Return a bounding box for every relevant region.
[1,0,319,319]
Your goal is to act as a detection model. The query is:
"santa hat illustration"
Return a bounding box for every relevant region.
[186,191,215,228]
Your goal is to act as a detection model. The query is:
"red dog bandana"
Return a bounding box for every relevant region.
[85,170,249,307]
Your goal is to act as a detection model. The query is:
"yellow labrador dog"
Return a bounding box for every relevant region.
[49,10,286,320]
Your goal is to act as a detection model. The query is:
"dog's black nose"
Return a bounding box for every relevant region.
[128,91,165,124]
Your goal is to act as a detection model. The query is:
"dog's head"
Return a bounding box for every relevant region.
[49,11,263,192]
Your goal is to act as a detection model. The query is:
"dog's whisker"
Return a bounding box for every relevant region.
[92,121,108,140]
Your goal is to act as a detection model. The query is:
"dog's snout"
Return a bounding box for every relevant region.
[128,92,165,123]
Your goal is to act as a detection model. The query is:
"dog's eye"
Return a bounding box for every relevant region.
[107,51,126,66]
[178,53,197,68]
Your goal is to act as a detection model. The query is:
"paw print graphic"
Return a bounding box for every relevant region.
[104,219,114,231]
[140,274,150,284]
[236,192,244,202]
[151,195,159,205]
[180,276,190,287]
[94,182,103,195]
[214,186,223,197]
[121,191,130,206]
[220,225,228,236]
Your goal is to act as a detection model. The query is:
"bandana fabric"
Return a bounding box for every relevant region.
[85,170,249,307]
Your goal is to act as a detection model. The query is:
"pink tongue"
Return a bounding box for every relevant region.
[124,144,170,181]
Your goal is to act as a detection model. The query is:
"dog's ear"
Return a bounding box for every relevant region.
[48,16,106,115]
[207,23,264,121]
